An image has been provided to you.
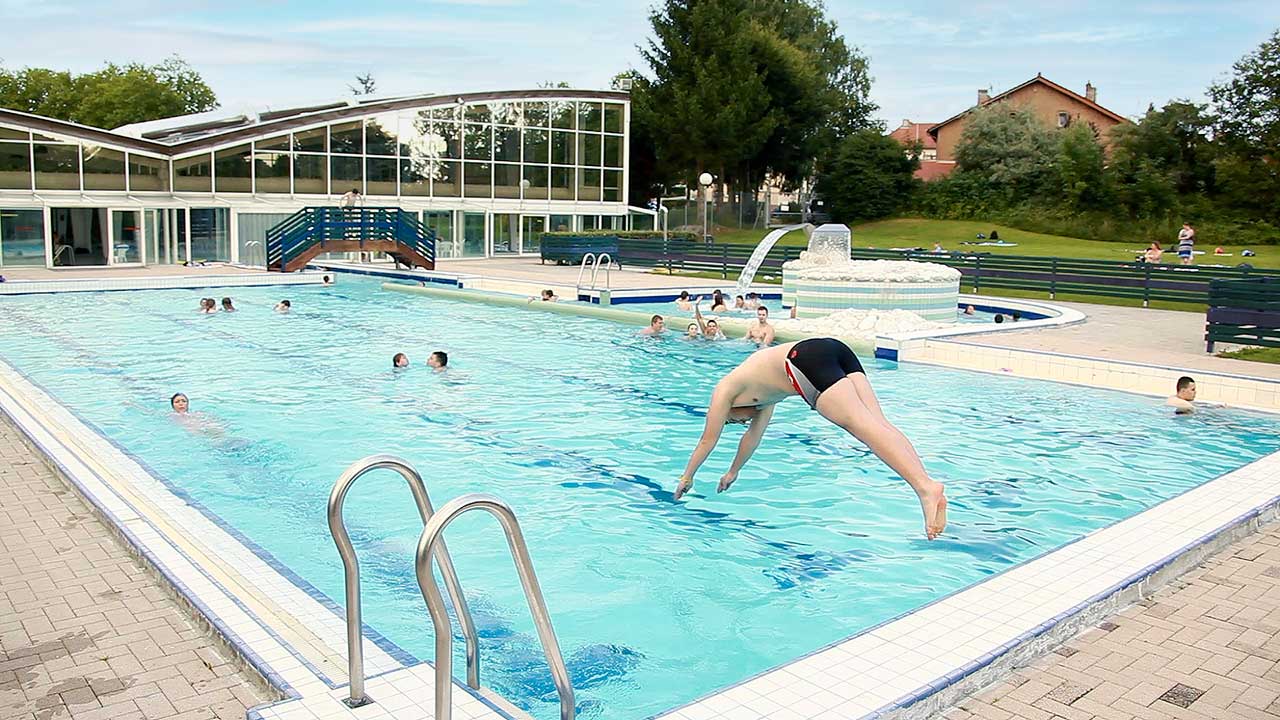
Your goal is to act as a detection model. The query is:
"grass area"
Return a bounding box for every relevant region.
[711,218,1278,270]
[1216,346,1280,364]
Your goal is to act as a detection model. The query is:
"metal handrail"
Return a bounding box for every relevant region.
[415,494,574,720]
[328,455,479,708]
[575,252,597,293]
[592,253,613,291]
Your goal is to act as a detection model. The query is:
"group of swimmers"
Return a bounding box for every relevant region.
[641,293,776,346]
[391,351,449,371]
[675,290,762,314]
[196,297,292,314]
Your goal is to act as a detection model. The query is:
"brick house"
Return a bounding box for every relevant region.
[887,120,956,180]
[904,74,1130,180]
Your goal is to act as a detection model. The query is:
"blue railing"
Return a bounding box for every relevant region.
[266,207,436,271]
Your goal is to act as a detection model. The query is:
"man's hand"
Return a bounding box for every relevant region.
[717,470,738,493]
[675,475,695,500]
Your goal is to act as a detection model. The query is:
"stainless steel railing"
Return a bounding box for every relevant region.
[415,493,575,720]
[327,455,480,707]
[575,252,613,294]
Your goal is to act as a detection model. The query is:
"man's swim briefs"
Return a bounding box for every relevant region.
[783,337,865,409]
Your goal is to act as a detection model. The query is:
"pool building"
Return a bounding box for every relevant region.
[0,89,650,269]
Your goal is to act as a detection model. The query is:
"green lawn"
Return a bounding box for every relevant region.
[711,218,1278,270]
[1216,347,1280,364]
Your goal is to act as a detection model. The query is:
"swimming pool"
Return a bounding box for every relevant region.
[1,276,1277,719]
[606,299,1001,324]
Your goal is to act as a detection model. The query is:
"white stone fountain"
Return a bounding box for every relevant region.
[781,224,961,323]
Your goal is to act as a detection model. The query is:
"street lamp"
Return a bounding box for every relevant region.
[699,172,714,245]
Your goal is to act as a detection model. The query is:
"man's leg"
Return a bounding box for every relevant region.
[814,376,947,539]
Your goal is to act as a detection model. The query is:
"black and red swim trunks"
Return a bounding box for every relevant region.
[783,338,865,409]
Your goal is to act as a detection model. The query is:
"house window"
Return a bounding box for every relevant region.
[1057,112,1070,128]
[922,149,937,161]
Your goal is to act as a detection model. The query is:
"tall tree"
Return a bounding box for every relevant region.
[953,106,1058,203]
[638,0,877,213]
[815,129,918,221]
[0,56,216,128]
[1209,29,1280,221]
[1056,123,1110,212]
[349,73,377,96]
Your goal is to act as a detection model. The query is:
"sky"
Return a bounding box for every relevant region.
[1,0,1278,129]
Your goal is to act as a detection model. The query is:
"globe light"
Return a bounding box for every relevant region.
[699,172,713,187]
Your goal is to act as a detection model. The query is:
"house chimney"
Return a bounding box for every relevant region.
[901,119,911,128]
[1085,82,1097,103]
[978,88,991,105]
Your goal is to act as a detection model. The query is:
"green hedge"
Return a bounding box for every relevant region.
[543,230,701,242]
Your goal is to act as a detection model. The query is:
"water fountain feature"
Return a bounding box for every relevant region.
[780,224,961,323]
[733,223,808,298]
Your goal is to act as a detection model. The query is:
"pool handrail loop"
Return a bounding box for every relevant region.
[327,454,479,707]
[575,252,613,295]
[414,493,575,720]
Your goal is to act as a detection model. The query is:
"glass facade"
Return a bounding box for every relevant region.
[0,95,642,265]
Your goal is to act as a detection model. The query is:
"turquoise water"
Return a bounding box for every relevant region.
[1,277,1278,720]
[613,299,998,323]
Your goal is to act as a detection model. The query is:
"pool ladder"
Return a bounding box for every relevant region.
[328,454,575,720]
[576,252,614,299]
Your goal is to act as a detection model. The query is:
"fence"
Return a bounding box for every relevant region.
[572,236,1276,306]
[1205,277,1280,352]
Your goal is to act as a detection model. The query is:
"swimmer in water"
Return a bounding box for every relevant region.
[693,298,725,340]
[393,352,409,368]
[171,393,189,414]
[221,297,236,312]
[685,322,701,339]
[197,298,215,314]
[640,315,665,336]
[427,351,448,372]
[528,289,559,303]
[710,291,728,313]
[1166,375,1196,414]
[733,295,746,310]
[745,306,775,346]
[744,293,761,310]
[675,338,947,540]
[675,291,693,312]
[169,392,225,436]
[275,300,291,313]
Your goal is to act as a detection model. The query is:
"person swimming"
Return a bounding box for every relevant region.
[275,300,291,313]
[686,322,701,339]
[674,338,947,540]
[640,315,665,336]
[733,295,746,310]
[745,306,775,346]
[221,297,236,312]
[393,352,409,368]
[427,351,448,372]
[693,298,725,340]
[171,392,189,414]
[197,298,216,314]
[675,291,693,311]
[710,291,728,313]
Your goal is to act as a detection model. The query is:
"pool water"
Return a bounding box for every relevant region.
[1,277,1277,720]
[611,299,1000,324]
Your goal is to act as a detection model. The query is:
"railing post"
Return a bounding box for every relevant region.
[664,238,672,275]
[1050,257,1058,299]
[1143,263,1152,308]
[721,244,728,279]
[973,255,982,293]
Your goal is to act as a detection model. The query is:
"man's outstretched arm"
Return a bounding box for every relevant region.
[676,386,732,499]
[719,404,774,492]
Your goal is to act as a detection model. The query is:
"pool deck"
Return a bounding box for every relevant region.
[0,414,272,720]
[949,523,1280,720]
[958,297,1280,381]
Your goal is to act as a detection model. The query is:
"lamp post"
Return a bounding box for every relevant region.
[699,172,714,245]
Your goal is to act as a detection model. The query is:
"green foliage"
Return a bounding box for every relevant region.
[0,56,217,129]
[1055,123,1109,212]
[953,106,1058,202]
[815,129,919,221]
[1209,30,1280,223]
[636,0,876,191]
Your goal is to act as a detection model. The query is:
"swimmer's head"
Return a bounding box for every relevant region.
[756,306,769,322]
[724,406,759,425]
[221,297,233,310]
[686,323,699,336]
[1176,376,1196,401]
[678,291,689,301]
[706,319,719,334]
[428,351,448,369]
[170,393,189,413]
[650,314,664,331]
[994,314,1004,324]
[734,295,744,307]
[541,289,554,300]
[393,352,409,368]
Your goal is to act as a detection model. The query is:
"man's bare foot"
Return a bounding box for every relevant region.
[674,476,694,500]
[918,483,947,540]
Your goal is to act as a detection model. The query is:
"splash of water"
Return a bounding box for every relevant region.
[733,223,809,297]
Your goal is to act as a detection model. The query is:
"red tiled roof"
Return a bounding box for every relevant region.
[888,122,937,149]
[927,74,1129,139]
[915,160,955,181]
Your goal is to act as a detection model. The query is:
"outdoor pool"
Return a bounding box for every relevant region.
[1,276,1277,720]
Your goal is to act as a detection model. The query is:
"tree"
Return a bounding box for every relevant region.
[815,129,918,221]
[1109,101,1216,196]
[349,73,376,96]
[953,106,1058,203]
[0,56,217,129]
[1056,123,1109,212]
[1209,29,1280,221]
[637,0,878,219]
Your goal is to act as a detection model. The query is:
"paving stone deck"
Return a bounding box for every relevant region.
[0,416,273,720]
[946,522,1280,720]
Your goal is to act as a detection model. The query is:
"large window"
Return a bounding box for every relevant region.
[365,157,396,196]
[0,208,45,267]
[190,208,230,261]
[0,142,31,190]
[494,163,521,199]
[174,153,212,192]
[463,162,491,198]
[423,210,455,258]
[254,151,290,193]
[128,153,169,192]
[82,146,126,191]
[331,156,362,192]
[33,143,79,190]
[294,154,327,194]
[214,145,252,193]
[462,211,485,257]
[329,121,362,154]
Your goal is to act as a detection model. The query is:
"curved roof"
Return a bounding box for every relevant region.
[0,88,629,156]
